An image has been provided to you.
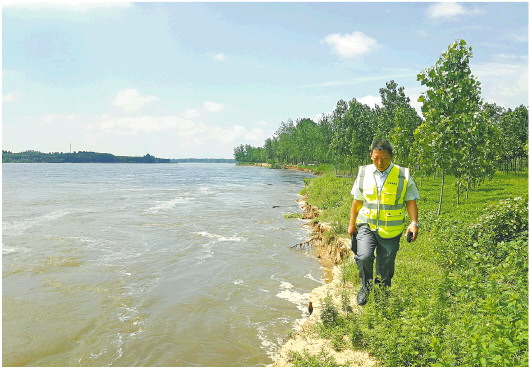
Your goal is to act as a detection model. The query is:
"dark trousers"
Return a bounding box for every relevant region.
[353,225,401,289]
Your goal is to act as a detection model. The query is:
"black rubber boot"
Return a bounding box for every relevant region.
[356,284,371,306]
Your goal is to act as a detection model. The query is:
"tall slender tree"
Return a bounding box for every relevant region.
[416,39,494,214]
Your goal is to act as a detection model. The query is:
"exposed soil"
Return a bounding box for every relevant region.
[270,200,378,367]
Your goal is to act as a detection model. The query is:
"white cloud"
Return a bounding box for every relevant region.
[112,89,158,113]
[213,53,226,62]
[92,114,267,149]
[3,1,131,11]
[494,53,519,60]
[210,125,265,143]
[312,112,333,123]
[184,109,201,119]
[3,92,19,102]
[474,60,528,108]
[426,2,484,22]
[406,90,424,116]
[203,101,225,113]
[411,57,528,112]
[5,108,268,158]
[302,70,416,89]
[498,29,528,44]
[358,95,381,108]
[427,2,466,18]
[323,31,378,58]
[96,115,206,136]
[38,113,78,125]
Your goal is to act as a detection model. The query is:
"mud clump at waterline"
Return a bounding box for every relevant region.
[270,200,378,367]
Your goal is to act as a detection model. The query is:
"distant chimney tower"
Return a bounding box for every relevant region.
[70,143,72,153]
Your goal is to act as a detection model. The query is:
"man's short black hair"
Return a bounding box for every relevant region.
[370,140,394,156]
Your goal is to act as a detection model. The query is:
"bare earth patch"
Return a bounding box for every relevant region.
[270,266,378,367]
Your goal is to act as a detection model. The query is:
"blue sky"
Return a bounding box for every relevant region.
[2,1,528,159]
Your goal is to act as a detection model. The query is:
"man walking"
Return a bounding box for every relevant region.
[348,140,420,305]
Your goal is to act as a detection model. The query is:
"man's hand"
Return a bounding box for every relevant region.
[348,223,357,236]
[405,200,419,242]
[405,224,418,242]
[348,200,363,236]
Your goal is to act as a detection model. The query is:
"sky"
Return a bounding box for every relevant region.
[2,1,528,159]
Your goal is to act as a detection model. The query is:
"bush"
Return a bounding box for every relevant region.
[434,196,529,366]
[468,196,528,243]
[320,293,341,328]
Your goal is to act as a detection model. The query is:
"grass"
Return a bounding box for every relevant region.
[297,169,528,367]
[287,349,339,367]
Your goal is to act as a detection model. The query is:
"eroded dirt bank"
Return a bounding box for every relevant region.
[270,200,378,367]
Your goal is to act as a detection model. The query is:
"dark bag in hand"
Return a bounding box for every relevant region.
[351,232,358,254]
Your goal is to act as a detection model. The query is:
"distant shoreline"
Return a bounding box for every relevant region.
[2,150,235,164]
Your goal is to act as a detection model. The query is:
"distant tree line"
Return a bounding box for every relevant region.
[171,158,236,163]
[234,39,528,214]
[2,150,170,163]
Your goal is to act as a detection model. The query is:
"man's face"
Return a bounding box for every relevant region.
[370,149,392,172]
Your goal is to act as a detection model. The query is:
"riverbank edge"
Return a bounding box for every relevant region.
[236,162,324,175]
[270,168,378,367]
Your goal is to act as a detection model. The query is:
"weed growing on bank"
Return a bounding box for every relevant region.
[300,171,528,367]
[287,349,339,366]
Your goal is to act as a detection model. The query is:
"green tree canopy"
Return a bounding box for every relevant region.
[416,39,499,213]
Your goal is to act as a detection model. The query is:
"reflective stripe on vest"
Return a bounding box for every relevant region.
[356,164,410,238]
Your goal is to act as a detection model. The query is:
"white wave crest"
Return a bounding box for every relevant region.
[195,231,246,242]
[3,210,71,236]
[257,325,282,359]
[2,244,29,256]
[304,273,322,283]
[276,280,310,313]
[146,197,194,213]
[197,186,216,195]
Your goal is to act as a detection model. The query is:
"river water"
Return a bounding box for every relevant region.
[2,163,323,366]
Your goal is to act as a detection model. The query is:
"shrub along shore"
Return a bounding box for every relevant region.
[272,165,528,367]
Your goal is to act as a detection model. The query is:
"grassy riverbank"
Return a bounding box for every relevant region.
[278,168,528,367]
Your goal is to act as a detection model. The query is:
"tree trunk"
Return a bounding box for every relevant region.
[437,171,445,216]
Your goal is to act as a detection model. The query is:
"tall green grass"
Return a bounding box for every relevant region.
[300,173,355,235]
[300,171,528,366]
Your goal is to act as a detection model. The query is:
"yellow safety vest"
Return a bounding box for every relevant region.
[356,164,410,238]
